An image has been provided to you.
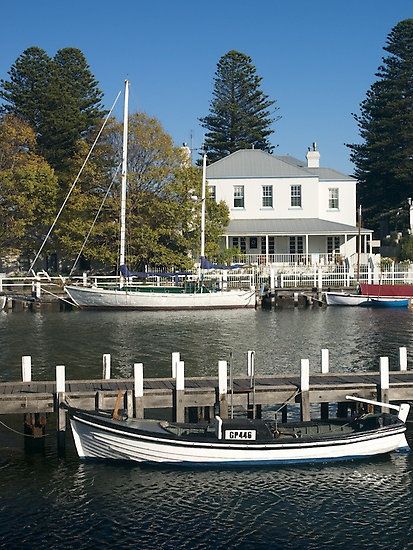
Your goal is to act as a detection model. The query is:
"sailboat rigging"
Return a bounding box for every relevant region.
[64,81,255,310]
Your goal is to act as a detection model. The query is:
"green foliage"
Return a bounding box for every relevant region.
[347,19,413,233]
[0,115,59,260]
[200,50,279,163]
[0,46,104,173]
[399,235,413,261]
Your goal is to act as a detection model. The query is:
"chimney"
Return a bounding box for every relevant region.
[306,142,320,168]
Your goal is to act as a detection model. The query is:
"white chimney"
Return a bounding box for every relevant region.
[306,142,320,168]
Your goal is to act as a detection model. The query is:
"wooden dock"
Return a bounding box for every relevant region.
[1,350,412,449]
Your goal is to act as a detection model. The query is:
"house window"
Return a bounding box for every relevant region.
[289,236,303,254]
[262,185,273,208]
[329,188,339,209]
[249,237,258,249]
[240,237,246,253]
[209,185,216,201]
[290,185,302,207]
[233,185,244,208]
[327,236,340,253]
[232,237,239,249]
[261,237,275,254]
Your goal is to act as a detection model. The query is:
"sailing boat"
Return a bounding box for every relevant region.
[64,81,255,310]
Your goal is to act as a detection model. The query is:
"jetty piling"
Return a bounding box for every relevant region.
[400,347,408,371]
[175,360,185,422]
[380,357,390,411]
[56,365,66,451]
[134,363,144,419]
[102,354,111,379]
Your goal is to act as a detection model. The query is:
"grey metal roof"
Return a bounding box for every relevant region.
[206,150,355,181]
[225,218,372,236]
[206,150,313,178]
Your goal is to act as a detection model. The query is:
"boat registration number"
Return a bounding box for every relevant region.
[224,430,256,441]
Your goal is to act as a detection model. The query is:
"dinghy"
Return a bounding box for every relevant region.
[68,397,410,466]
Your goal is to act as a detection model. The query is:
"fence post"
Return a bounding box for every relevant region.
[134,363,144,419]
[317,268,323,291]
[300,359,310,421]
[22,355,32,382]
[399,347,407,371]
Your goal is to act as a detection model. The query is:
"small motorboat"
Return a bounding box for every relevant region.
[324,292,370,306]
[368,297,409,308]
[68,397,410,466]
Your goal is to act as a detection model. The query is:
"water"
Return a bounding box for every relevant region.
[1,307,413,548]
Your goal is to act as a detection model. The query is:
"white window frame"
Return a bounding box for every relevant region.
[233,185,245,208]
[328,188,339,210]
[262,185,273,208]
[290,185,302,207]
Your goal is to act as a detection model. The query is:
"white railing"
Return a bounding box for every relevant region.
[2,264,413,297]
[232,252,341,267]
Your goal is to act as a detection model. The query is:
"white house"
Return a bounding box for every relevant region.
[206,146,372,266]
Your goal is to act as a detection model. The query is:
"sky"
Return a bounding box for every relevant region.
[1,0,412,174]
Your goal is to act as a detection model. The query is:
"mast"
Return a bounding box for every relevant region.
[119,80,129,268]
[200,153,207,262]
[356,204,361,282]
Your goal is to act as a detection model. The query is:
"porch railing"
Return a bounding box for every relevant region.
[232,253,342,266]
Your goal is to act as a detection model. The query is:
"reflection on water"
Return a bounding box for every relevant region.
[1,308,413,547]
[1,307,413,380]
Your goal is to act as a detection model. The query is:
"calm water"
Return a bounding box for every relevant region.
[1,307,413,549]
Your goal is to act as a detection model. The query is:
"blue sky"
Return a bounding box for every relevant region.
[1,1,412,173]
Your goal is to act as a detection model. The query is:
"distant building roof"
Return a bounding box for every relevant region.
[206,149,355,181]
[225,218,372,235]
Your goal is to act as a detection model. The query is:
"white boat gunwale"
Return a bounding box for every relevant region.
[69,408,407,452]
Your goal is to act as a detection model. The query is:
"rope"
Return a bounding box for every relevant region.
[69,162,122,276]
[29,89,122,274]
[274,388,301,415]
[0,418,48,439]
[39,286,79,308]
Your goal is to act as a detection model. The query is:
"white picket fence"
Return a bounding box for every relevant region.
[1,264,413,296]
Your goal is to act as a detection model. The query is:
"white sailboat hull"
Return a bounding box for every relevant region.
[65,285,256,310]
[70,413,408,465]
[324,292,370,306]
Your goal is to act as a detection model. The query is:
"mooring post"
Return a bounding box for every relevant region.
[218,360,228,419]
[56,365,66,451]
[134,362,144,419]
[317,268,323,291]
[320,349,329,419]
[247,351,255,418]
[82,272,88,286]
[175,360,185,422]
[380,356,390,411]
[22,356,32,382]
[102,354,111,379]
[222,269,228,291]
[124,390,133,418]
[95,390,104,410]
[171,352,180,378]
[300,359,310,422]
[399,347,407,371]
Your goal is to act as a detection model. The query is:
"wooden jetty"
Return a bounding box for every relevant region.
[0,349,412,450]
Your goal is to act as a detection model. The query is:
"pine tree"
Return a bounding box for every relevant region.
[0,47,104,173]
[347,19,413,233]
[0,47,51,129]
[200,50,278,162]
